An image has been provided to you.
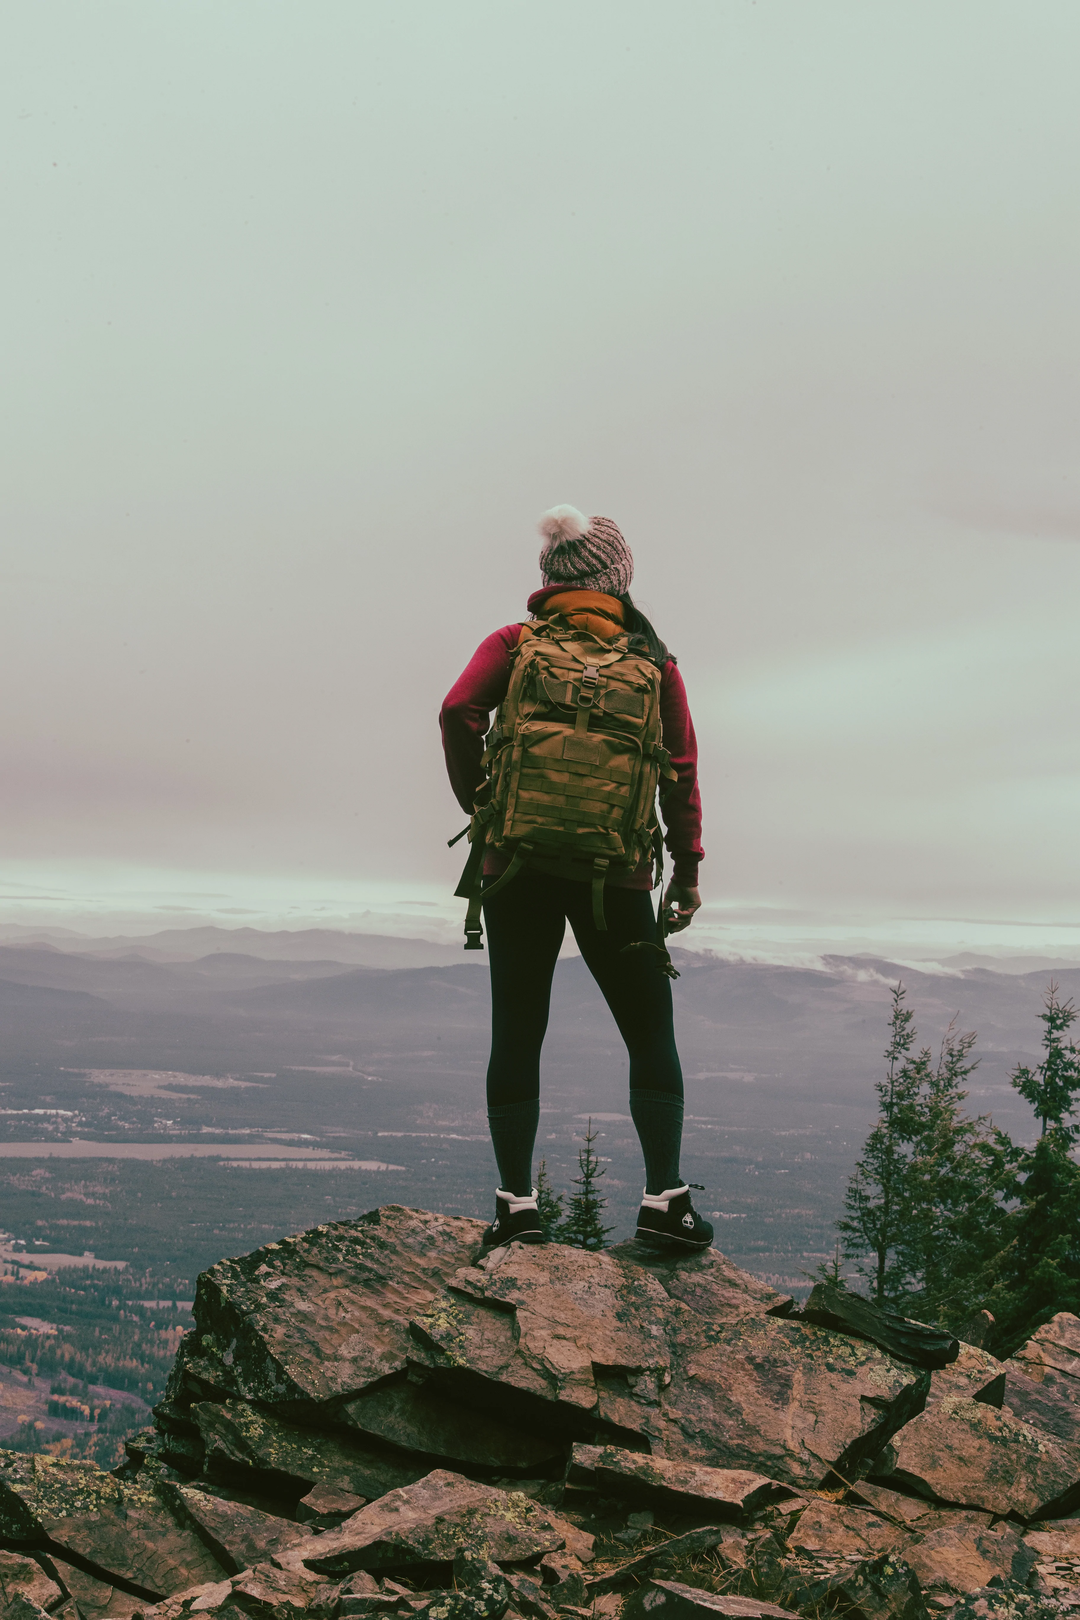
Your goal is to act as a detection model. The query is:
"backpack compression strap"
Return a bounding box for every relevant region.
[591,857,610,932]
[452,832,486,950]
[453,828,533,951]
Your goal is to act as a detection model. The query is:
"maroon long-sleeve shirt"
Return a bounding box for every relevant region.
[440,594,703,890]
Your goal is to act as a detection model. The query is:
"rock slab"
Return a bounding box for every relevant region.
[174,1207,484,1412]
[300,1470,592,1579]
[0,1453,226,1600]
[0,1551,62,1616]
[568,1446,794,1520]
[902,1513,1036,1600]
[160,1483,310,1574]
[187,1398,420,1503]
[883,1395,1080,1518]
[623,1580,801,1620]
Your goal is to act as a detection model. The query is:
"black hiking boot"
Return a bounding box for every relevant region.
[481,1189,546,1249]
[636,1186,713,1251]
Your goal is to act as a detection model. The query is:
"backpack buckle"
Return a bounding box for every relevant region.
[576,666,601,733]
[577,665,600,707]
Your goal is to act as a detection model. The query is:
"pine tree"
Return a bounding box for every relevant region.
[838,985,927,1303]
[1010,983,1080,1138]
[557,1121,613,1251]
[893,1021,1014,1326]
[534,1158,564,1242]
[835,980,1080,1343]
[989,985,1080,1349]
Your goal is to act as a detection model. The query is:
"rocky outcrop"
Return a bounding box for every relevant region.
[1,1204,1078,1620]
[407,1235,929,1491]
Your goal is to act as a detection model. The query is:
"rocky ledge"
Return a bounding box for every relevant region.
[2,1205,1080,1620]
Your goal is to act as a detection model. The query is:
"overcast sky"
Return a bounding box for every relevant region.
[3,2,1080,959]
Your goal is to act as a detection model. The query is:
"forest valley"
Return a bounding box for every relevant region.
[0,979,1076,1468]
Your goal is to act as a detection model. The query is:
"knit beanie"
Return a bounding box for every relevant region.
[537,505,633,597]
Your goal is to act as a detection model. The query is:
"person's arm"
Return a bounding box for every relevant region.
[439,626,520,814]
[657,660,704,931]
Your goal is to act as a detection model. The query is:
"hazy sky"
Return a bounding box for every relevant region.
[3,2,1080,958]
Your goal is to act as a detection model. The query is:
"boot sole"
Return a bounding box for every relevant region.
[481,1229,547,1250]
[635,1225,712,1250]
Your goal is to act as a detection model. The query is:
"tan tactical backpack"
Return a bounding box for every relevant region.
[451,614,676,952]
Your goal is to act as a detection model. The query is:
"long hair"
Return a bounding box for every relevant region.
[618,593,671,666]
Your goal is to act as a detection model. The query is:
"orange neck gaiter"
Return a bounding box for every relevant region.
[534,589,627,642]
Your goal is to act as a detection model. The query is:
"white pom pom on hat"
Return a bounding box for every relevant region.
[538,505,590,544]
[536,504,633,596]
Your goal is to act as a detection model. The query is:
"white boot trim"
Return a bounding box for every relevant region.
[640,1185,689,1212]
[496,1188,539,1213]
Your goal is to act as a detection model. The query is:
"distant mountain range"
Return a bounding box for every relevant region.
[0,924,464,968]
[3,922,1078,976]
[0,928,1069,1138]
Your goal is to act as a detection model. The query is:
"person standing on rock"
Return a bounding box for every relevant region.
[440,505,712,1253]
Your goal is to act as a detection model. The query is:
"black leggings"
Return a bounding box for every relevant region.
[483,870,683,1108]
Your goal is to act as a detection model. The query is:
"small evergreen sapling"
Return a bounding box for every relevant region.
[534,1159,564,1241]
[806,1239,849,1289]
[557,1120,613,1251]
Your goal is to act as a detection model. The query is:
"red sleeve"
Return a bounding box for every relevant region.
[658,661,704,888]
[439,626,521,814]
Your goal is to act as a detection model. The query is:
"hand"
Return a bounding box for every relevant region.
[663,882,701,934]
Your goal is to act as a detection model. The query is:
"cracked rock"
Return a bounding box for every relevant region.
[881,1396,1080,1519]
[159,1484,311,1575]
[298,1470,589,1579]
[0,1453,226,1601]
[188,1400,421,1504]
[785,1499,901,1561]
[410,1244,930,1491]
[0,1551,63,1617]
[902,1514,1037,1600]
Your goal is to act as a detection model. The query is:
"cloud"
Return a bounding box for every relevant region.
[937,499,1080,543]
